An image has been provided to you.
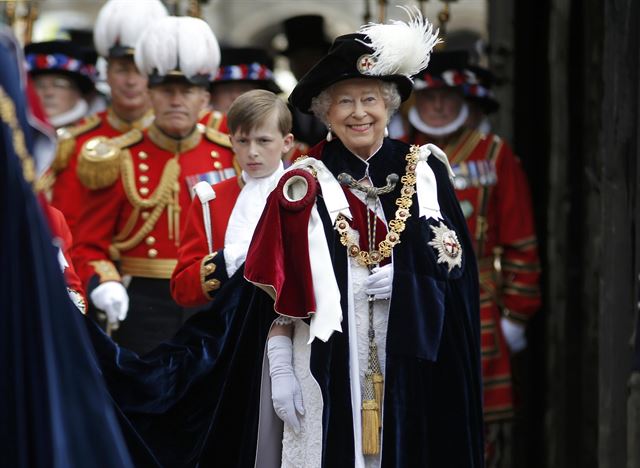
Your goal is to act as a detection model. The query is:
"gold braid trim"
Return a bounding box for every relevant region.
[335,145,419,267]
[109,154,180,257]
[205,127,232,148]
[51,137,76,172]
[0,86,35,184]
[205,110,224,131]
[52,114,101,172]
[34,169,56,194]
[88,260,121,282]
[113,206,140,243]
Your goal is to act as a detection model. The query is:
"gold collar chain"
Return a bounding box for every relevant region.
[335,145,420,267]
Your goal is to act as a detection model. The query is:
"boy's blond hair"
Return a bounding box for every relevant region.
[227,89,292,136]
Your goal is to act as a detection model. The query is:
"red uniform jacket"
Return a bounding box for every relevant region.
[49,108,154,236]
[40,200,87,311]
[171,177,242,307]
[408,127,541,421]
[71,123,237,292]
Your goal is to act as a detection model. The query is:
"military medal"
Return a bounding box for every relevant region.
[459,200,474,219]
[428,222,463,272]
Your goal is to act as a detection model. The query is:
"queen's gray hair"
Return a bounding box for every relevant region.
[309,80,402,127]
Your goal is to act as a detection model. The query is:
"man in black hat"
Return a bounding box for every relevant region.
[403,49,541,468]
[280,14,332,147]
[210,46,281,114]
[25,40,96,129]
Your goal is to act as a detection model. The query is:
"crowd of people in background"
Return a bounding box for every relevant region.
[2,2,541,467]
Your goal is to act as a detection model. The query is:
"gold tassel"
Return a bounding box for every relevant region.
[362,373,381,455]
[372,372,384,428]
[368,337,384,429]
[362,399,380,455]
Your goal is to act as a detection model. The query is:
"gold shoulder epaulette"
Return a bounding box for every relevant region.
[205,126,232,148]
[205,110,224,131]
[77,128,143,190]
[51,114,102,172]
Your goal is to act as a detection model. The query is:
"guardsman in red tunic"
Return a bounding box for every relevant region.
[71,16,237,355]
[400,51,541,465]
[44,0,167,235]
[171,89,293,307]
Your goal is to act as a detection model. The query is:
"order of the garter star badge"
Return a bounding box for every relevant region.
[428,222,463,272]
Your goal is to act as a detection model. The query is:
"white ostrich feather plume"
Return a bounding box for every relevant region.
[358,6,441,77]
[135,16,221,79]
[94,0,168,58]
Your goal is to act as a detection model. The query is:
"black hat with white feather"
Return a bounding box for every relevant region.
[289,7,441,114]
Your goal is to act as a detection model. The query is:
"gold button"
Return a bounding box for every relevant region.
[213,161,222,169]
[139,187,149,196]
[205,279,220,291]
[141,211,150,220]
[203,262,216,274]
[138,151,148,159]
[139,175,149,183]
[145,236,156,246]
[147,248,158,258]
[210,150,219,159]
[139,163,149,172]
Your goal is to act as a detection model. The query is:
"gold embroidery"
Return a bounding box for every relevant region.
[205,127,232,148]
[77,128,143,189]
[200,252,219,299]
[107,107,153,133]
[89,260,121,282]
[119,256,177,279]
[0,86,35,184]
[52,114,101,172]
[148,123,201,153]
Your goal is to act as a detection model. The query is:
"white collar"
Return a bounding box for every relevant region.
[408,103,469,137]
[49,99,89,128]
[241,161,285,189]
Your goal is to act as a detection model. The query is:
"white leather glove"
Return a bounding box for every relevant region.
[90,281,129,325]
[267,335,304,434]
[365,263,394,300]
[500,317,527,353]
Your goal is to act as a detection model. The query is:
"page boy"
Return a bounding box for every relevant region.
[171,90,294,307]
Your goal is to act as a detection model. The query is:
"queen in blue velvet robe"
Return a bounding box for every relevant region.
[244,20,484,466]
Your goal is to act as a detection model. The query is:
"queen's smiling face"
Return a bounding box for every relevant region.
[326,78,388,160]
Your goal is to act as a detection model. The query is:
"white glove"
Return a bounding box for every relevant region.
[90,281,129,325]
[267,335,304,434]
[365,263,393,300]
[500,317,527,353]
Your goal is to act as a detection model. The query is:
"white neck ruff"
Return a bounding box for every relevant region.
[49,99,89,128]
[224,162,285,277]
[408,103,469,137]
